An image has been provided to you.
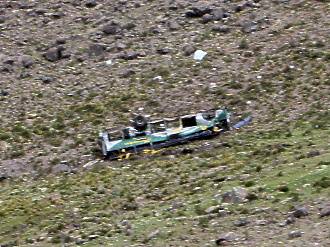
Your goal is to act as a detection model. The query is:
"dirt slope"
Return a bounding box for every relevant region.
[0,0,329,246]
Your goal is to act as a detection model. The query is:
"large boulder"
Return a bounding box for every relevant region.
[320,206,330,217]
[156,47,171,55]
[205,205,223,214]
[43,46,65,62]
[288,230,303,239]
[182,44,196,56]
[215,232,238,246]
[0,54,15,65]
[18,55,34,68]
[85,0,97,8]
[185,5,212,18]
[101,22,121,35]
[0,55,15,72]
[241,21,259,33]
[211,8,227,21]
[38,75,55,84]
[201,14,213,24]
[234,218,249,227]
[212,25,230,33]
[291,206,309,218]
[118,51,139,60]
[0,90,9,96]
[0,173,9,182]
[222,187,248,203]
[168,21,181,31]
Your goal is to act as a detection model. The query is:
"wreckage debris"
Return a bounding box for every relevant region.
[99,108,252,160]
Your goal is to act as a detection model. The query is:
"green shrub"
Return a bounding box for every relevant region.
[12,124,32,139]
[277,184,289,192]
[198,217,210,227]
[244,180,255,187]
[0,131,11,141]
[255,165,262,172]
[313,177,330,188]
[238,38,249,49]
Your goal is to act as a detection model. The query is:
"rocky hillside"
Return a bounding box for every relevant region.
[0,0,329,246]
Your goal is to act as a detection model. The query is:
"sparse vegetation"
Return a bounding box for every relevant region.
[0,0,329,246]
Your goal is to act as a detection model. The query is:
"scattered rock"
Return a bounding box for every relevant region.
[149,26,161,34]
[288,230,303,239]
[211,25,230,33]
[39,75,55,84]
[292,206,309,218]
[88,234,99,240]
[0,90,9,96]
[18,55,34,68]
[52,163,71,174]
[120,220,131,228]
[34,8,47,15]
[218,209,229,217]
[119,220,133,236]
[105,59,113,66]
[255,219,269,226]
[211,8,227,21]
[85,0,97,8]
[168,201,185,211]
[88,43,106,56]
[306,150,320,158]
[215,232,237,246]
[241,22,258,33]
[201,14,213,24]
[118,51,139,60]
[320,206,330,217]
[234,218,249,227]
[234,3,247,12]
[19,71,31,79]
[234,1,255,12]
[1,55,15,65]
[182,45,196,56]
[222,187,248,203]
[285,216,296,225]
[0,64,13,73]
[185,5,212,18]
[114,42,127,51]
[75,238,85,245]
[156,47,171,55]
[205,205,222,214]
[168,4,178,10]
[120,69,135,78]
[146,229,160,241]
[43,46,65,62]
[18,3,35,10]
[123,22,136,30]
[43,48,61,62]
[60,49,71,59]
[102,22,121,35]
[243,51,254,57]
[0,173,9,182]
[55,37,67,45]
[51,11,65,19]
[168,21,180,31]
